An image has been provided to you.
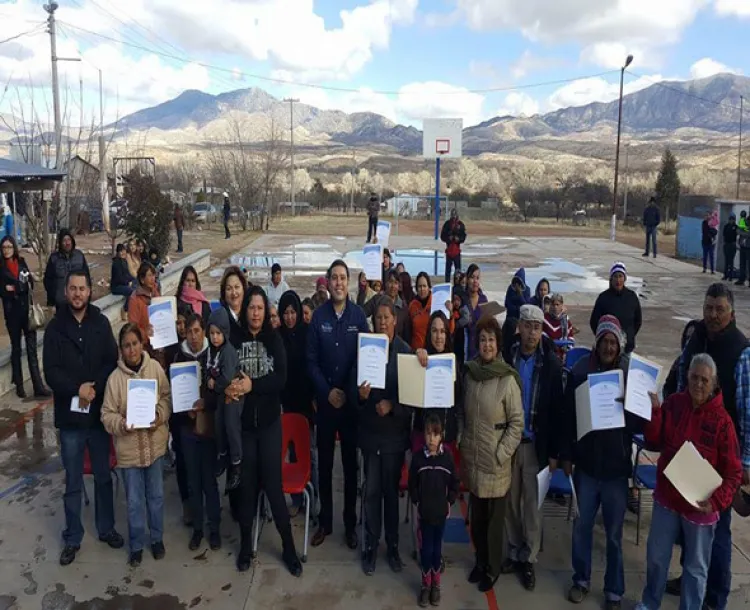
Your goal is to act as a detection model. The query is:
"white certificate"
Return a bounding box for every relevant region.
[148,297,179,349]
[423,356,455,408]
[536,466,552,510]
[362,244,383,282]
[357,333,389,390]
[376,220,391,248]
[625,353,662,421]
[664,441,722,508]
[170,362,201,414]
[575,370,625,440]
[431,283,452,318]
[70,396,88,413]
[126,379,157,429]
[569,475,579,519]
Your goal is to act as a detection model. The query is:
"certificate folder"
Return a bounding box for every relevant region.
[397,353,456,408]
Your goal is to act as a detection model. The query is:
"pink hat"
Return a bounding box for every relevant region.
[316,276,328,289]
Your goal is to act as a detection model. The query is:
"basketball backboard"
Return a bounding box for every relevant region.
[422,118,463,159]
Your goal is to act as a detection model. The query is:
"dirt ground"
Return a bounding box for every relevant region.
[1,214,676,350]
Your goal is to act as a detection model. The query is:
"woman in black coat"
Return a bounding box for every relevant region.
[0,236,49,398]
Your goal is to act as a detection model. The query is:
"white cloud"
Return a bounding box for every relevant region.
[510,50,564,79]
[689,58,741,80]
[497,92,539,117]
[579,42,652,70]
[547,73,661,110]
[715,0,750,17]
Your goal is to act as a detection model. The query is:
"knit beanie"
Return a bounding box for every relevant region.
[595,314,624,350]
[609,261,627,279]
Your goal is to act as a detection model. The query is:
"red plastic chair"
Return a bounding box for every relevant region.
[82,437,119,506]
[253,413,314,562]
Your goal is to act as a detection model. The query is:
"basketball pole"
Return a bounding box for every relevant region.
[434,156,441,240]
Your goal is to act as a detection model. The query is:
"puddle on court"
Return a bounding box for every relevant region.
[0,406,59,481]
[520,258,645,295]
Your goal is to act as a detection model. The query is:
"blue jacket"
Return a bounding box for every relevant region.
[306,298,369,414]
[643,204,660,228]
[504,267,531,319]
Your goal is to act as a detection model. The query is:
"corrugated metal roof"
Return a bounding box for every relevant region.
[0,158,67,181]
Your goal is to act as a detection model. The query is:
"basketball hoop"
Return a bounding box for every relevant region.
[436,139,450,155]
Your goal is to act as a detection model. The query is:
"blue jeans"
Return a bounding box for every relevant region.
[121,456,165,553]
[645,227,657,255]
[111,284,134,312]
[60,427,116,546]
[571,471,627,601]
[176,228,183,252]
[637,502,715,610]
[705,508,732,610]
[420,521,445,574]
[182,429,220,534]
[702,244,715,273]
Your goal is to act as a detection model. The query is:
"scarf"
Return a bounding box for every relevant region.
[5,258,18,279]
[466,356,521,387]
[180,286,209,315]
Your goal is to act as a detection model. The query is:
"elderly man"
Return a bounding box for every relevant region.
[664,283,750,610]
[356,296,412,575]
[589,262,642,353]
[502,304,564,591]
[561,315,644,610]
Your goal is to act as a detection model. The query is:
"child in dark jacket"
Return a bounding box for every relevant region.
[409,413,459,607]
[206,308,243,491]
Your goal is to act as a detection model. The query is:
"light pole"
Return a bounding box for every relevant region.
[283,98,299,215]
[611,53,633,241]
[738,95,744,199]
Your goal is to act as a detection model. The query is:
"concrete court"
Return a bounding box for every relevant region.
[1,233,750,609]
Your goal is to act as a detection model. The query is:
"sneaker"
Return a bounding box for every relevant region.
[226,464,241,491]
[521,562,536,591]
[151,541,166,560]
[128,550,143,567]
[387,546,404,573]
[665,576,681,596]
[418,586,430,607]
[429,584,441,606]
[568,584,588,603]
[642,252,649,257]
[99,530,124,549]
[209,531,222,551]
[189,530,203,551]
[59,545,79,566]
[362,547,377,576]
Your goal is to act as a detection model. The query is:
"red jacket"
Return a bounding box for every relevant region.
[644,390,741,519]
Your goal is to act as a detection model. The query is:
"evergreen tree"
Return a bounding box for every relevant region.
[655,147,681,223]
[124,172,173,257]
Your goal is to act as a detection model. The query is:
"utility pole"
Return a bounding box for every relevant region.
[283,98,299,216]
[99,69,110,233]
[44,2,62,169]
[738,95,744,200]
[350,148,356,214]
[623,143,630,221]
[611,53,634,241]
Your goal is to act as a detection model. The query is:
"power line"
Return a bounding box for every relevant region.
[58,21,622,96]
[0,24,46,46]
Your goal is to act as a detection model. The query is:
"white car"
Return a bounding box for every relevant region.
[193,203,217,223]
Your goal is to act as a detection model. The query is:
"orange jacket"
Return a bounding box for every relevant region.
[127,285,161,348]
[408,293,455,350]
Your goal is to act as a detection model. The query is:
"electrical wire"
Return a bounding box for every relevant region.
[0,24,46,46]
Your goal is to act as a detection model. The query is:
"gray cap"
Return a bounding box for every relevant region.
[519,304,544,323]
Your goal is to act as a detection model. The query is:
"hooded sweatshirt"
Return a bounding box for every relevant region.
[278,290,313,420]
[530,278,549,309]
[43,229,90,307]
[644,389,741,522]
[206,307,241,411]
[504,267,531,320]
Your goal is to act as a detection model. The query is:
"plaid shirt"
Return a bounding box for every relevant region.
[679,345,750,467]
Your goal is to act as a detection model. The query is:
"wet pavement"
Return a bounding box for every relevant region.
[1,233,750,608]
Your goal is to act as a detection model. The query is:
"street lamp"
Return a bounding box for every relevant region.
[611,53,634,241]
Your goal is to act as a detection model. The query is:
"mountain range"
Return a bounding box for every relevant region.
[112,73,750,157]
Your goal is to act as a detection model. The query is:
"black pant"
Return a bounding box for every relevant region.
[470,493,508,579]
[740,247,750,282]
[170,416,190,503]
[224,219,231,239]
[367,217,378,243]
[724,245,737,279]
[445,254,461,283]
[176,229,183,252]
[182,428,220,533]
[6,314,39,389]
[238,418,293,547]
[363,450,404,549]
[317,409,358,533]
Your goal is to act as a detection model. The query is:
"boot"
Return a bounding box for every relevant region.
[430,569,441,606]
[419,571,432,607]
[236,527,253,572]
[27,339,50,398]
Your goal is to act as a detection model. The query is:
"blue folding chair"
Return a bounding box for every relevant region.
[565,347,591,370]
[632,434,658,546]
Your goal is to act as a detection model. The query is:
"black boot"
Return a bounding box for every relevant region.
[27,337,50,398]
[11,345,24,398]
[236,527,253,572]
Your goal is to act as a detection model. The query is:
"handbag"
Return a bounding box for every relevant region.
[28,292,46,331]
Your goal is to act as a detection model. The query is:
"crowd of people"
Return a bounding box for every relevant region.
[15,226,747,610]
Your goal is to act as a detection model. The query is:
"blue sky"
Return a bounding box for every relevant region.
[0,0,748,127]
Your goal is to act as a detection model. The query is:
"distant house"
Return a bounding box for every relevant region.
[191,186,225,205]
[62,155,101,229]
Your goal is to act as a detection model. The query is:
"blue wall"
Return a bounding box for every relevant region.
[676,216,704,260]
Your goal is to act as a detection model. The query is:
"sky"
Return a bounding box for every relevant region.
[0,0,748,129]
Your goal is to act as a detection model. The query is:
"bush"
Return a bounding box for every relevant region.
[123,173,173,257]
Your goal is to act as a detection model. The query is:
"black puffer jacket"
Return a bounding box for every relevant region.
[409,445,459,525]
[0,256,33,325]
[237,328,287,431]
[279,290,313,420]
[44,229,89,307]
[589,286,642,353]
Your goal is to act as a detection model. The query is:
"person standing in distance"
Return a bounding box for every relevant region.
[174,202,185,253]
[43,270,123,566]
[223,192,231,240]
[440,208,467,283]
[642,197,660,258]
[366,193,380,244]
[307,259,369,549]
[589,262,642,354]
